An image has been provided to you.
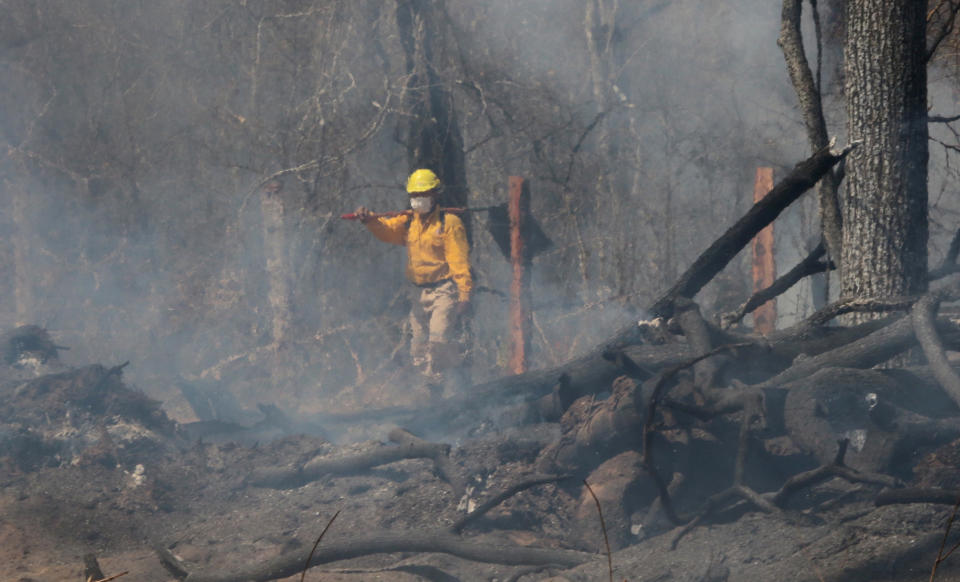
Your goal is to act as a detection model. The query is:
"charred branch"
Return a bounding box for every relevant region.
[911,288,960,408]
[390,428,464,497]
[449,473,569,534]
[84,553,106,582]
[647,141,854,320]
[929,228,960,280]
[668,385,773,548]
[671,302,764,422]
[763,315,919,388]
[802,296,918,329]
[772,440,901,508]
[669,484,780,550]
[778,0,829,151]
[247,428,457,491]
[671,438,898,548]
[764,296,960,390]
[720,241,832,329]
[875,488,960,506]
[158,531,594,582]
[674,299,721,389]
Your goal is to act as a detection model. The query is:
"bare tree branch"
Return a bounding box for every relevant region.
[778,0,843,263]
[720,241,832,329]
[927,0,960,63]
[647,141,854,320]
[911,288,960,408]
[929,228,960,280]
[158,532,594,582]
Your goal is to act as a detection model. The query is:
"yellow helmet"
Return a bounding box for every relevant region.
[406,168,441,194]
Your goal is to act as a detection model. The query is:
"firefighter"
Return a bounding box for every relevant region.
[353,169,472,385]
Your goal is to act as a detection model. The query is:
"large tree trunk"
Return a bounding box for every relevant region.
[842,1,928,315]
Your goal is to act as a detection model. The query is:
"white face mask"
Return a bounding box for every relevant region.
[410,196,434,214]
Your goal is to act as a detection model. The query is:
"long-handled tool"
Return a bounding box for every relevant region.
[340,206,499,220]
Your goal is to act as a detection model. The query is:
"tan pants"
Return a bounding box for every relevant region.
[410,280,461,377]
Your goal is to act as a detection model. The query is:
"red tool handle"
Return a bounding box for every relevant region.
[340,210,407,220]
[340,207,465,220]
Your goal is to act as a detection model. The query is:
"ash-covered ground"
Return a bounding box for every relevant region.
[3,324,960,582]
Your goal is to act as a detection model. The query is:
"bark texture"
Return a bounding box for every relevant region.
[842,1,928,315]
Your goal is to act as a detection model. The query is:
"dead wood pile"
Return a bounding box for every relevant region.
[8,142,960,581]
[152,143,960,581]
[0,354,176,471]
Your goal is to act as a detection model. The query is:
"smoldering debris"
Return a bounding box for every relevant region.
[6,315,960,582]
[0,338,174,471]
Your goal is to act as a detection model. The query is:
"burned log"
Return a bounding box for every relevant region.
[875,487,960,506]
[771,439,900,508]
[928,228,960,281]
[646,140,855,321]
[83,553,106,582]
[247,428,459,491]
[911,287,960,407]
[157,532,594,582]
[416,313,898,438]
[450,472,568,534]
[535,375,645,475]
[761,313,960,389]
[720,241,831,329]
[782,366,960,475]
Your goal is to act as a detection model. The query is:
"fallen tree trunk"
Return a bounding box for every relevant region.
[875,487,960,506]
[248,429,455,489]
[761,313,960,389]
[911,287,960,408]
[646,141,855,320]
[157,532,595,582]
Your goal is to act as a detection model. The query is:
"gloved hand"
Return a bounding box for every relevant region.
[353,206,373,223]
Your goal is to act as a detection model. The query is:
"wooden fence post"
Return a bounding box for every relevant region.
[752,167,776,335]
[508,176,531,374]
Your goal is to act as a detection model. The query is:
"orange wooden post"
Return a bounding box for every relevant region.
[508,176,531,374]
[752,167,776,335]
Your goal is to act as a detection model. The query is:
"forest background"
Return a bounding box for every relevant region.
[1,0,958,424]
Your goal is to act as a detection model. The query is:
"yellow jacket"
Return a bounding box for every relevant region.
[365,209,472,302]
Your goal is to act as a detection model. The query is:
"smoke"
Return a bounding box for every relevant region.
[3,0,953,445]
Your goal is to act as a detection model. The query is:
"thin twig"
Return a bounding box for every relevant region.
[92,573,129,582]
[301,510,341,582]
[450,474,568,534]
[940,536,960,563]
[583,480,614,582]
[931,494,960,581]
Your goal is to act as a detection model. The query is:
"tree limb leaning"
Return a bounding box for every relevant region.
[911,288,960,408]
[158,531,594,582]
